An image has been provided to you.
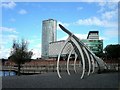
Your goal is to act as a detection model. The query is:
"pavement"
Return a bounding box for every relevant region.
[2,71,119,89]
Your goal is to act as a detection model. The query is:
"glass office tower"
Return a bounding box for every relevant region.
[41,19,57,59]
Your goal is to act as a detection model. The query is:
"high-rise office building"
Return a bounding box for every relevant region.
[81,39,103,55]
[83,31,103,55]
[87,31,99,40]
[41,19,57,59]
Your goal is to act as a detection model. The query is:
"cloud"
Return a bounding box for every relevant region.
[98,2,106,7]
[97,2,118,13]
[2,34,18,46]
[27,39,35,44]
[27,38,41,59]
[35,44,41,48]
[1,1,16,9]
[80,0,119,2]
[0,27,18,58]
[0,36,41,59]
[76,17,102,26]
[58,33,87,41]
[77,7,83,10]
[104,29,118,37]
[58,35,68,41]
[32,48,41,59]
[0,27,18,34]
[107,2,118,10]
[99,36,108,40]
[75,17,117,27]
[0,47,11,59]
[18,9,27,15]
[7,35,18,40]
[0,42,41,59]
[31,43,41,59]
[97,2,106,13]
[75,34,87,39]
[101,9,117,20]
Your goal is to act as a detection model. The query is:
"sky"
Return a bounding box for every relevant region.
[0,1,119,59]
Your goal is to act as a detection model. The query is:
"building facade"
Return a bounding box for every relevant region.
[49,31,103,58]
[81,39,103,55]
[41,19,57,59]
[87,31,99,39]
[49,40,73,58]
[82,31,103,55]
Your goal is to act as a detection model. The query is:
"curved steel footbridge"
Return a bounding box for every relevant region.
[57,24,107,79]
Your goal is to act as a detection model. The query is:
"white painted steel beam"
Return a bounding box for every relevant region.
[82,47,91,76]
[70,37,85,79]
[90,55,95,73]
[56,24,107,79]
[66,47,74,75]
[74,53,77,73]
[57,36,72,78]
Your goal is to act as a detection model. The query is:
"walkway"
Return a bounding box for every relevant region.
[2,71,119,89]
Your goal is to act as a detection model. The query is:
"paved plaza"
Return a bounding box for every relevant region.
[2,71,119,89]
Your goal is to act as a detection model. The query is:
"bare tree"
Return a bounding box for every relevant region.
[9,39,33,76]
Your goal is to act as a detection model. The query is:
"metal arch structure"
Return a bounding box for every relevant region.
[57,24,107,79]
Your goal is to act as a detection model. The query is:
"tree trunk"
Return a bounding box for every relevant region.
[18,64,21,76]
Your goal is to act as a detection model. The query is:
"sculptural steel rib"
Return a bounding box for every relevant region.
[70,37,86,79]
[74,52,77,73]
[82,47,91,76]
[66,47,74,75]
[90,54,95,73]
[57,36,72,78]
[57,24,107,79]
